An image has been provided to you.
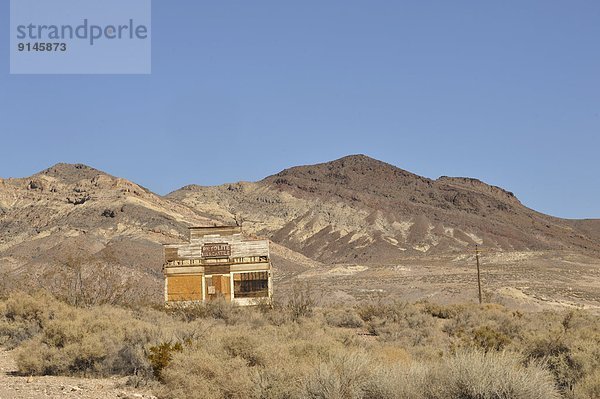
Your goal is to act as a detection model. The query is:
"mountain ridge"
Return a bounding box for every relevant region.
[167,155,600,262]
[1,155,599,303]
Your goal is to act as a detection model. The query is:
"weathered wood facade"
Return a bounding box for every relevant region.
[163,226,272,306]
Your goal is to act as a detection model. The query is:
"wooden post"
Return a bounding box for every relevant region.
[476,245,482,304]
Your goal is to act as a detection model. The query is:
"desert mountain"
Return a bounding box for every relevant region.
[169,155,600,263]
[0,163,213,301]
[1,156,598,304]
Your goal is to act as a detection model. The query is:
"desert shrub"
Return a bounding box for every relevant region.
[442,305,474,337]
[285,282,316,321]
[303,351,374,399]
[301,349,559,399]
[41,256,154,307]
[165,298,237,322]
[469,325,511,352]
[440,303,524,345]
[256,293,292,326]
[370,302,411,323]
[251,361,306,399]
[518,309,600,396]
[164,302,211,321]
[1,291,598,399]
[523,334,584,394]
[148,342,183,380]
[158,311,338,399]
[14,305,151,376]
[253,296,275,313]
[364,364,428,399]
[577,369,600,399]
[0,291,64,348]
[2,291,55,322]
[478,304,525,340]
[205,297,238,322]
[366,305,435,346]
[421,302,459,319]
[425,350,560,399]
[159,347,254,399]
[0,312,42,349]
[356,302,388,322]
[222,332,266,366]
[264,306,291,326]
[325,308,364,328]
[4,294,159,378]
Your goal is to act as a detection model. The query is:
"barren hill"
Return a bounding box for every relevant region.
[168,155,600,263]
[1,156,599,307]
[0,163,213,301]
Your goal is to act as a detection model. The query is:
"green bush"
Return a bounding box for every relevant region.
[148,342,183,380]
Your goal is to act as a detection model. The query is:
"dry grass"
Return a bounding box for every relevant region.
[1,291,599,398]
[425,351,559,399]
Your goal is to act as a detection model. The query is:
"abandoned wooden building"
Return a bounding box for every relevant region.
[163,226,272,306]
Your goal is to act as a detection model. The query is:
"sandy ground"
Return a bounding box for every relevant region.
[0,349,156,399]
[282,250,600,313]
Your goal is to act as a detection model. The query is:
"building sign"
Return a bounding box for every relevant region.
[202,243,231,258]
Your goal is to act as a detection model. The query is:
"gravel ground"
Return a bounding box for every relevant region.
[0,349,156,399]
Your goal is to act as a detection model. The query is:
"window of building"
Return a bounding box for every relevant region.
[233,272,269,298]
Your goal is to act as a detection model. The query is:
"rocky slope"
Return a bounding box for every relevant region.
[168,155,600,263]
[0,163,213,301]
[1,156,598,303]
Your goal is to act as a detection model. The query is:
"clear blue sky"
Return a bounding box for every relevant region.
[1,1,599,219]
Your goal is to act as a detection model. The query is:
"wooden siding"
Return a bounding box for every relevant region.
[164,266,205,276]
[230,263,270,272]
[165,239,269,262]
[232,240,269,257]
[164,225,272,305]
[190,226,242,239]
[164,246,182,262]
[164,263,270,276]
[203,264,231,275]
[214,275,230,300]
[205,274,231,301]
[167,275,203,301]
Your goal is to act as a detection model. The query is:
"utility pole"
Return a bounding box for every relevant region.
[475,245,482,304]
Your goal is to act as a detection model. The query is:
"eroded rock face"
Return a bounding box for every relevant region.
[1,157,599,301]
[0,163,214,301]
[168,155,600,263]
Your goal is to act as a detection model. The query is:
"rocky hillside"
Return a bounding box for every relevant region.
[0,163,212,301]
[1,157,598,302]
[168,155,600,263]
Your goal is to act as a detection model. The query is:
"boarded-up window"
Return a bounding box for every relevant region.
[233,272,269,298]
[167,275,202,301]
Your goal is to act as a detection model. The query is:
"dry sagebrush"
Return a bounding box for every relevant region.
[2,292,600,398]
